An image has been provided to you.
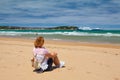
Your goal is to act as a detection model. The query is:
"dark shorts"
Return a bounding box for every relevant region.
[33,58,53,73]
[45,58,53,71]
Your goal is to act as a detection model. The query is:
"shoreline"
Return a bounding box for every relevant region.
[0,29,120,45]
[0,36,120,49]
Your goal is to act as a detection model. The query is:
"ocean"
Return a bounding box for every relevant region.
[0,29,120,44]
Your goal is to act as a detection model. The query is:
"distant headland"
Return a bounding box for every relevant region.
[0,26,78,30]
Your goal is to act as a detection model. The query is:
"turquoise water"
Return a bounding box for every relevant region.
[0,29,120,44]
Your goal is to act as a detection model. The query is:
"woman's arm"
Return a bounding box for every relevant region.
[45,52,57,58]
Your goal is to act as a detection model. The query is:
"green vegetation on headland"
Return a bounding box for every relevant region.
[47,26,78,30]
[0,26,27,29]
[0,26,78,30]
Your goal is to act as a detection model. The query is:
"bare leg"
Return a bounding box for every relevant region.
[45,52,64,67]
[53,55,65,68]
[53,56,60,66]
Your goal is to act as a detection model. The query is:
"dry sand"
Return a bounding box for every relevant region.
[0,37,120,80]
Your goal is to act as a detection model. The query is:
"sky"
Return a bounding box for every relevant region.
[0,0,120,29]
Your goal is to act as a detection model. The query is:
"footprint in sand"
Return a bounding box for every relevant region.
[114,77,119,80]
[19,50,23,52]
[67,67,73,70]
[86,71,91,74]
[115,53,119,56]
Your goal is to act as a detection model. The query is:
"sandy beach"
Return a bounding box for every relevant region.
[0,37,120,80]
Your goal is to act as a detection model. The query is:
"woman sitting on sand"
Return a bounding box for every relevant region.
[31,36,65,73]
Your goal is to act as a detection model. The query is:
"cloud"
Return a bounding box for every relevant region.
[0,0,120,27]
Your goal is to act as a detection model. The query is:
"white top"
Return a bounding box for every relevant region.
[33,47,49,70]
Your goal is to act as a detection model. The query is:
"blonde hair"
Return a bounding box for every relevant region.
[34,36,44,48]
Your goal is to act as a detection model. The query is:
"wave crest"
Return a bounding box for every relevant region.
[0,31,120,37]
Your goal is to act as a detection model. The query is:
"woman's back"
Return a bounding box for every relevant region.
[33,47,49,70]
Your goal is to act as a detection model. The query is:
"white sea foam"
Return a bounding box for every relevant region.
[79,27,92,30]
[78,27,102,30]
[0,31,120,37]
[54,31,120,37]
[52,38,62,40]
